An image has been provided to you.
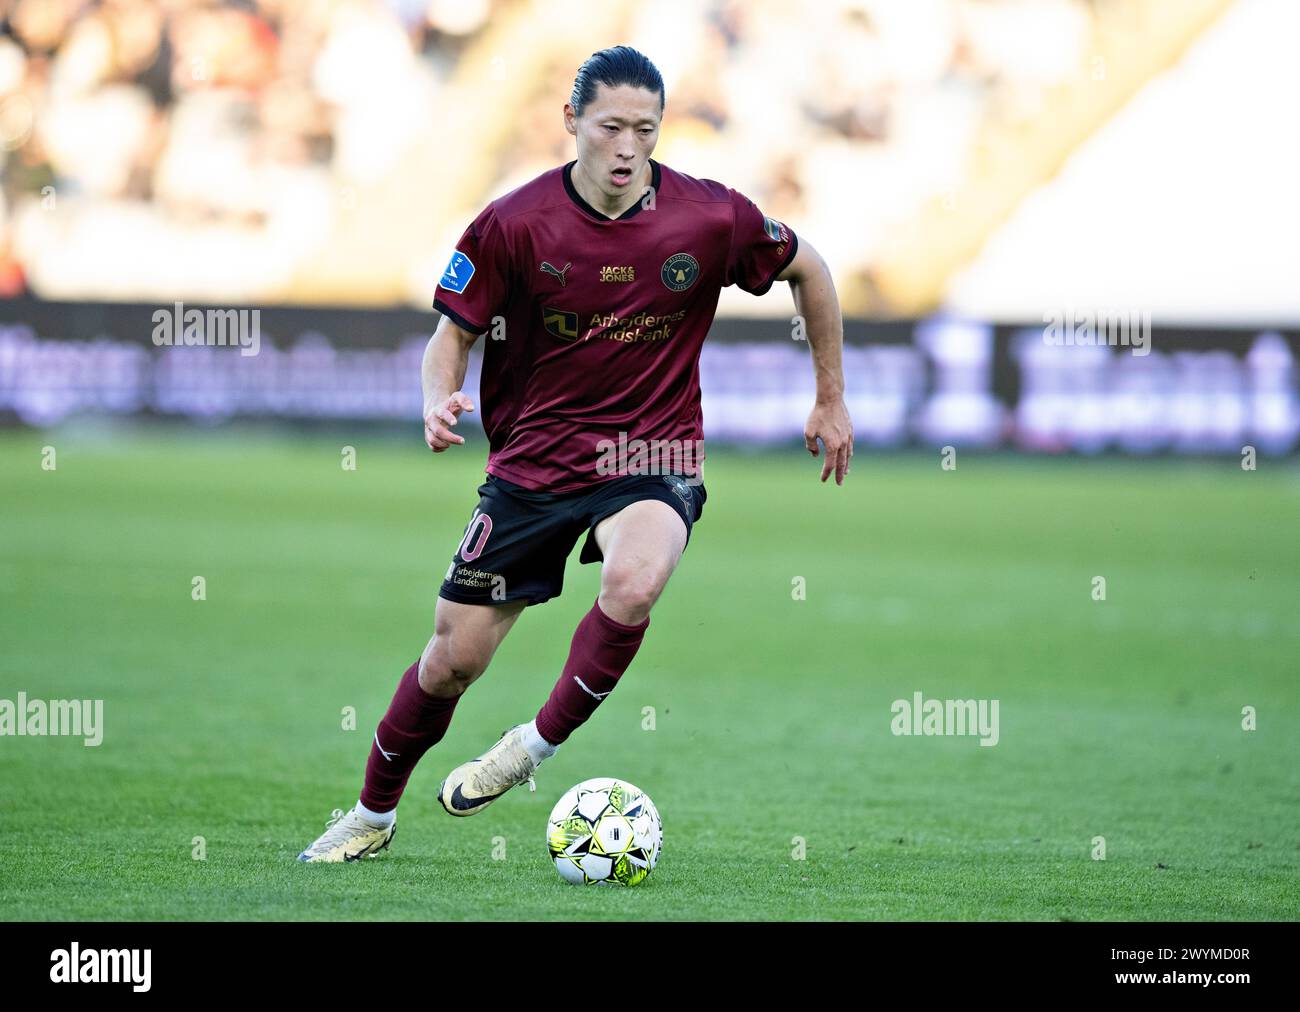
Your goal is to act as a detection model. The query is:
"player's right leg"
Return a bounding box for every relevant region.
[296,598,523,862]
[301,473,577,852]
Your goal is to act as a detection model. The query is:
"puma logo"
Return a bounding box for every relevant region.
[540,261,572,287]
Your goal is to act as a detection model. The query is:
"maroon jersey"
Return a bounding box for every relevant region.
[433,159,797,492]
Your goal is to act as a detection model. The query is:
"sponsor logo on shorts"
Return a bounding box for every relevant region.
[450,567,504,590]
[662,474,696,521]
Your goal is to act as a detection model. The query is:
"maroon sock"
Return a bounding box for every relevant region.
[535,599,649,745]
[359,660,459,814]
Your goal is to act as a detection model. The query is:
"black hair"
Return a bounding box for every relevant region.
[570,46,665,118]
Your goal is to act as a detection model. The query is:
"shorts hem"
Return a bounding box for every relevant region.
[437,587,554,607]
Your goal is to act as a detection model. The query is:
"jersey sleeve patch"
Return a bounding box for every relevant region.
[725,189,798,296]
[439,251,476,294]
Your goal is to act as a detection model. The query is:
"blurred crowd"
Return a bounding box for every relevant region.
[0,0,501,301]
[0,0,1099,308]
[638,0,1097,315]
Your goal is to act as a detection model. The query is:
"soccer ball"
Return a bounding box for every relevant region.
[546,777,662,886]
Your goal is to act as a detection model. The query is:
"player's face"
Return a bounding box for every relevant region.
[564,83,661,199]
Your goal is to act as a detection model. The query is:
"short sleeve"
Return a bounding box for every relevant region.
[433,205,511,335]
[724,190,798,296]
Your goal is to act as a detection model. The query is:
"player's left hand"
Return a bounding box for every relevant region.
[804,398,853,485]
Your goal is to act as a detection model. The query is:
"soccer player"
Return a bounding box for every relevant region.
[299,46,852,862]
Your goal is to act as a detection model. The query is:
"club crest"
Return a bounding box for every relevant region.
[660,253,699,292]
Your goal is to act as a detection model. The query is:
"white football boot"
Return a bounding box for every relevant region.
[297,806,396,863]
[438,724,549,817]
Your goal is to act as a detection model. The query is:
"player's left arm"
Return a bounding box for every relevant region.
[777,240,853,485]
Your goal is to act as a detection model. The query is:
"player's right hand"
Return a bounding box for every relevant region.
[424,392,476,452]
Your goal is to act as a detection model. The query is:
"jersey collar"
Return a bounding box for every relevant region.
[563,159,661,222]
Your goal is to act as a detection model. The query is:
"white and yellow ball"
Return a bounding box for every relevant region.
[546,777,662,886]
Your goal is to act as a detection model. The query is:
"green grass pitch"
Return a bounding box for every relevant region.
[1,428,1296,920]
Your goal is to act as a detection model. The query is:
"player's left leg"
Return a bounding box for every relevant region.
[532,499,686,744]
[437,499,691,816]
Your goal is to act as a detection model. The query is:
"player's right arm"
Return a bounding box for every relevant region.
[425,203,512,452]
[421,315,479,452]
